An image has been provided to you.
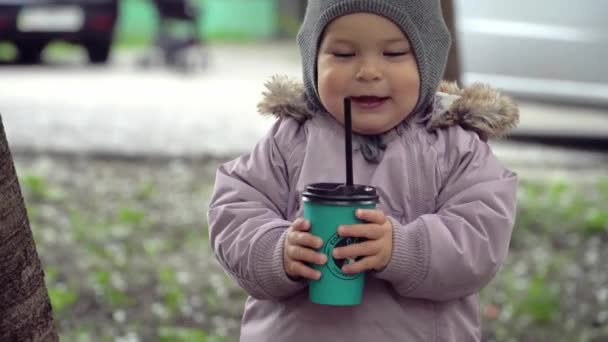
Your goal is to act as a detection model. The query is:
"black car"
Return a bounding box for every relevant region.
[0,0,118,64]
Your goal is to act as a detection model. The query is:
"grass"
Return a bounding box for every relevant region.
[16,155,242,341]
[480,176,608,341]
[14,154,608,341]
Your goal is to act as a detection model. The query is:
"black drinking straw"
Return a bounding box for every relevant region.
[344,97,353,186]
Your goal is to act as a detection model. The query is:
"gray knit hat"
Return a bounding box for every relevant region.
[297,0,451,117]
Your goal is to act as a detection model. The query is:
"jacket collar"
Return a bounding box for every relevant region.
[257,75,519,141]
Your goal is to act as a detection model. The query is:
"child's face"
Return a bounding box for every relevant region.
[317,13,420,135]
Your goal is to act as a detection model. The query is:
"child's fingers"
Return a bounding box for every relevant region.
[289,218,322,249]
[285,245,327,265]
[291,218,311,232]
[285,260,322,280]
[333,239,379,260]
[341,255,378,275]
[288,230,323,249]
[355,209,387,224]
[338,223,384,240]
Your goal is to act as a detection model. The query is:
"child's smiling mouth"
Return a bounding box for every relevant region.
[351,96,390,110]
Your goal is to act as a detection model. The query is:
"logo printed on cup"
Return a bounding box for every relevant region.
[323,233,363,280]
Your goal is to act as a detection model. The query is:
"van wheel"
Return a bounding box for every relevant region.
[86,39,112,64]
[16,41,45,64]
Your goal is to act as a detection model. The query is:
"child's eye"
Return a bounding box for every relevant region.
[333,53,355,58]
[384,51,409,57]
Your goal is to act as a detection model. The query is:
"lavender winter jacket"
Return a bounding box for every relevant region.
[208,76,519,342]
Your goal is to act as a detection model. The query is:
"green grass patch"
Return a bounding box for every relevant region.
[49,284,79,313]
[21,173,64,202]
[0,41,17,60]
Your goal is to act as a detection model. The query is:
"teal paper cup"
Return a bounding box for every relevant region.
[302,183,379,306]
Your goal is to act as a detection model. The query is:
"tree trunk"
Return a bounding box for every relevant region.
[441,0,462,83]
[0,117,58,341]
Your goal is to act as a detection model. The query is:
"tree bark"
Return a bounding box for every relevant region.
[441,0,462,83]
[0,116,58,341]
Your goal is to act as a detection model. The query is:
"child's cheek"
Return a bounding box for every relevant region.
[318,72,346,119]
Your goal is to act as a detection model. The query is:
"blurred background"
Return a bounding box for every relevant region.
[1,0,607,341]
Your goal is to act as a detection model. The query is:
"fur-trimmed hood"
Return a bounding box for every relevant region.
[257,75,519,141]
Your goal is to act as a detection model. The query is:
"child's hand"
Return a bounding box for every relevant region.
[333,209,393,274]
[283,218,327,280]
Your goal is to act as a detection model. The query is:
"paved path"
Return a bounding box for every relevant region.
[1,43,607,178]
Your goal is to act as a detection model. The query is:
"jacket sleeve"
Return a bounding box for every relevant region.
[375,129,518,301]
[207,120,307,301]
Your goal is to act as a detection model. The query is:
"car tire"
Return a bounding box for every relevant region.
[16,41,45,64]
[86,39,112,64]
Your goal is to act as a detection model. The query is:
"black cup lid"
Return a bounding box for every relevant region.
[302,183,379,203]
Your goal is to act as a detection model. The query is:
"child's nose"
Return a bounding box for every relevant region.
[355,59,382,81]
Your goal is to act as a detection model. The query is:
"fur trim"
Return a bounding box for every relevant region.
[257,75,520,139]
[433,82,520,140]
[257,75,312,123]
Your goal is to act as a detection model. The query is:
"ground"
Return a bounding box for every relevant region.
[13,151,608,341]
